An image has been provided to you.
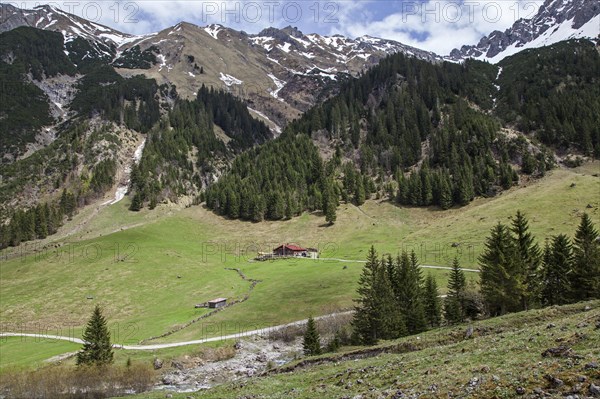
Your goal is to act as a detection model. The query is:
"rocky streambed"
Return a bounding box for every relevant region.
[155,336,302,394]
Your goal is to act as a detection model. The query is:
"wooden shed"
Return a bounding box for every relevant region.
[208,298,227,308]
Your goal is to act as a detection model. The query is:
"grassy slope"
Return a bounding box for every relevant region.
[0,338,80,372]
[0,164,598,367]
[127,301,600,399]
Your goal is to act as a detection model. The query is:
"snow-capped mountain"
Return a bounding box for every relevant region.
[0,3,441,129]
[0,4,140,57]
[448,0,599,63]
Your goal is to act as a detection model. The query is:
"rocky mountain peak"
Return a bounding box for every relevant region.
[447,0,600,63]
[280,25,304,38]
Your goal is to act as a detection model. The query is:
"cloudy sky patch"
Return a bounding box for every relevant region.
[2,0,544,54]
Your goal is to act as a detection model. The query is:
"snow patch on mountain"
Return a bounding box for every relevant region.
[247,107,282,135]
[204,24,222,40]
[484,15,600,63]
[157,54,167,71]
[220,72,243,86]
[103,138,146,206]
[267,74,286,101]
[278,42,292,53]
[250,36,275,52]
[448,0,600,63]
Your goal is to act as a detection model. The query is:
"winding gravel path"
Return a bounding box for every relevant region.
[292,257,480,272]
[0,312,353,351]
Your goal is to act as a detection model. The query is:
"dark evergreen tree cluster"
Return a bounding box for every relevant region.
[0,63,54,156]
[130,86,270,211]
[196,85,272,149]
[282,51,551,211]
[129,103,220,211]
[480,212,599,315]
[480,211,542,315]
[0,190,76,249]
[112,45,159,69]
[66,37,116,73]
[71,65,161,133]
[0,27,76,80]
[205,134,326,221]
[351,214,598,345]
[352,247,440,345]
[496,39,600,157]
[0,27,77,156]
[89,159,117,194]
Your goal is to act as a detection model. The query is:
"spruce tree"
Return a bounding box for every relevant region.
[35,205,48,239]
[445,257,466,324]
[479,223,519,315]
[396,251,427,334]
[323,182,338,225]
[423,273,441,328]
[510,211,541,310]
[129,192,143,211]
[439,174,453,210]
[374,260,406,339]
[352,246,381,344]
[354,175,366,206]
[541,235,573,306]
[77,305,114,366]
[569,213,600,301]
[303,316,322,356]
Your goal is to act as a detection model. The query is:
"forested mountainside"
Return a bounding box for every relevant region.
[128,86,272,211]
[0,0,598,243]
[0,25,271,249]
[206,39,599,221]
[0,27,162,160]
[495,39,600,155]
[0,3,441,130]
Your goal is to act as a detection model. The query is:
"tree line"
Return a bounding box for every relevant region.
[209,49,559,221]
[496,39,600,157]
[480,212,599,314]
[0,188,77,249]
[352,212,599,345]
[129,86,271,211]
[0,123,119,250]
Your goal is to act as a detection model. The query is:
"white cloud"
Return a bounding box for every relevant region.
[9,0,339,34]
[6,0,544,54]
[329,0,544,54]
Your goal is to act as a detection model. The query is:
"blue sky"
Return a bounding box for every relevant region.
[5,1,543,54]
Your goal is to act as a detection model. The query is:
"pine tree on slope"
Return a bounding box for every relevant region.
[76,305,114,366]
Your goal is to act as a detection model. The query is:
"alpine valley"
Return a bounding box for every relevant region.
[0,0,599,398]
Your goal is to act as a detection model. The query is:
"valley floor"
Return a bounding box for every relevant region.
[125,300,600,399]
[0,163,598,372]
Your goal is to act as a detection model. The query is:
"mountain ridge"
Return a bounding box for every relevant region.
[448,0,600,63]
[0,2,441,128]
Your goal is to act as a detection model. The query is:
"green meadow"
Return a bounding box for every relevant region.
[0,164,598,369]
[125,300,600,399]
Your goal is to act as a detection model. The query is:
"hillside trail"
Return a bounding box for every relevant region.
[267,256,480,272]
[0,311,353,351]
